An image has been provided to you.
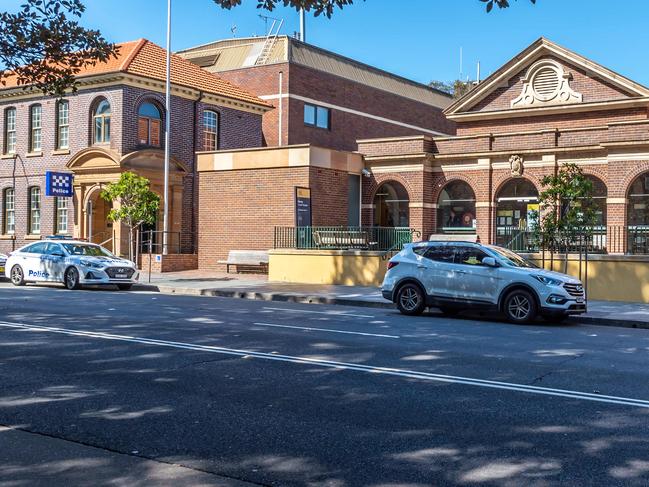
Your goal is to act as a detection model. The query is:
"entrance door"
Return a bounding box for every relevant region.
[495,179,539,250]
[86,191,113,251]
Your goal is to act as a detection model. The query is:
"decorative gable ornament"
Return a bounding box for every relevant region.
[509,155,524,177]
[511,60,582,109]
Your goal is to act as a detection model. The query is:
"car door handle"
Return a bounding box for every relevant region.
[456,270,467,274]
[417,265,427,269]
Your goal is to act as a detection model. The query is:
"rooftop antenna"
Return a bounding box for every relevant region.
[459,46,463,80]
[476,61,481,84]
[230,24,237,37]
[299,8,306,42]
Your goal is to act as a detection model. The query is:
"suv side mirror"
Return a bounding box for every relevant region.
[51,251,65,257]
[482,257,498,267]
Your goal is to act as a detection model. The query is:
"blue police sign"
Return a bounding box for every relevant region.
[45,171,74,197]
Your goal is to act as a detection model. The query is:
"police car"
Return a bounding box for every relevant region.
[5,238,138,290]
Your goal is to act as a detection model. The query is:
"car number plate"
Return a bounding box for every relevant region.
[0,266,4,273]
[115,273,127,279]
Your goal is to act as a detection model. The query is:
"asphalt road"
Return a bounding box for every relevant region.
[1,282,649,486]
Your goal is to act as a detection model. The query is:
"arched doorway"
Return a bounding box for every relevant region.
[85,187,114,252]
[627,172,649,253]
[437,180,476,234]
[373,181,409,227]
[495,179,539,247]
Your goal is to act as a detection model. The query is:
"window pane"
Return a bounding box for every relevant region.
[316,106,329,129]
[138,102,161,119]
[30,187,41,234]
[59,126,69,150]
[96,100,111,115]
[31,105,42,151]
[455,247,488,266]
[94,117,103,144]
[57,102,69,149]
[203,111,218,151]
[56,197,68,234]
[4,189,14,234]
[425,246,455,263]
[304,104,316,125]
[103,117,111,143]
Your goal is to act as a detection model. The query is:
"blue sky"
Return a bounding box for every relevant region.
[5,0,649,87]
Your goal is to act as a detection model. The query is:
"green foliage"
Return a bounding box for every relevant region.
[101,172,160,231]
[0,0,119,97]
[532,164,597,247]
[481,0,536,12]
[428,79,475,99]
[213,0,356,17]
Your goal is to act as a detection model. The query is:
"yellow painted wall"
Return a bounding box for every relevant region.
[531,258,649,303]
[269,250,386,286]
[270,250,649,303]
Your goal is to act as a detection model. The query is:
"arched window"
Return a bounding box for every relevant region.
[585,176,607,227]
[373,181,409,227]
[495,179,539,247]
[437,181,476,234]
[203,110,219,151]
[138,102,162,147]
[628,173,649,228]
[92,99,111,145]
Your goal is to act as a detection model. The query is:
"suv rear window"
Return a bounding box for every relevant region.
[424,245,455,263]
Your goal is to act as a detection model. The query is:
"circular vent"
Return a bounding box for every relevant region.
[532,67,560,98]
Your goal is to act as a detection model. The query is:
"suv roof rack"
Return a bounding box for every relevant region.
[428,234,481,243]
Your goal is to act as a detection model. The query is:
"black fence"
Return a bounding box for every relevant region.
[496,226,649,255]
[274,226,420,252]
[140,230,196,255]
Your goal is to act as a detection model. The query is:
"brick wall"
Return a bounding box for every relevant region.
[197,165,351,271]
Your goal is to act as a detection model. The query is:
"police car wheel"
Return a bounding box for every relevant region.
[10,265,25,286]
[64,267,81,290]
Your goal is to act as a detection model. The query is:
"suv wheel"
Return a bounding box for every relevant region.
[64,267,81,290]
[396,283,425,316]
[504,289,537,324]
[10,265,25,286]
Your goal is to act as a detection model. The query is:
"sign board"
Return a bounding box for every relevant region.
[295,187,312,227]
[45,171,74,197]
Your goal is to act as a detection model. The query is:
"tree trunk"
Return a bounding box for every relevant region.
[129,226,134,263]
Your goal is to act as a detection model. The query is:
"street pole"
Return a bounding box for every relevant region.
[162,0,172,255]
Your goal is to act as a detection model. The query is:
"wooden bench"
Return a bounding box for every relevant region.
[312,230,377,250]
[218,250,269,273]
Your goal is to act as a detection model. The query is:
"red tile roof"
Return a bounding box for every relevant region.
[2,39,271,109]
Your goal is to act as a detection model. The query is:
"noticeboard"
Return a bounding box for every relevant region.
[295,187,312,227]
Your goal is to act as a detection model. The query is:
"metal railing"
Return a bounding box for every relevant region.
[496,226,609,254]
[274,226,419,252]
[140,230,196,255]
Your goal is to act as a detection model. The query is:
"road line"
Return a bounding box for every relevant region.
[262,307,374,318]
[1,320,648,409]
[253,322,399,338]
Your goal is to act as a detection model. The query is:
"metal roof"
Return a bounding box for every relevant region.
[177,36,452,109]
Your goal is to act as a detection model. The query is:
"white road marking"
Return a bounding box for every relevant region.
[262,307,374,318]
[1,320,648,409]
[253,322,399,338]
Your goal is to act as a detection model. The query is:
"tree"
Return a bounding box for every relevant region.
[429,79,475,99]
[101,172,160,263]
[531,164,596,267]
[481,0,536,12]
[213,0,355,17]
[0,0,118,97]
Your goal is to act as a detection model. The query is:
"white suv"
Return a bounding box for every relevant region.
[381,241,586,323]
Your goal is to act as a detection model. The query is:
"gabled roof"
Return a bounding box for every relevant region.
[445,37,649,116]
[2,39,272,109]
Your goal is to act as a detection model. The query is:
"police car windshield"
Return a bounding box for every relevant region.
[62,244,113,257]
[488,246,538,268]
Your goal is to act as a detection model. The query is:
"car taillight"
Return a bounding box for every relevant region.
[387,261,399,270]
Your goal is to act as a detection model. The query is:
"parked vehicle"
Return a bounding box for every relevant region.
[5,239,138,290]
[0,253,6,276]
[381,240,586,323]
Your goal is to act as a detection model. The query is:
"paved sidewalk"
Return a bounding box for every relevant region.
[134,270,649,329]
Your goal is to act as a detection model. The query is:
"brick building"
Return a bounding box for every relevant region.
[0,39,270,257]
[177,36,455,151]
[357,37,649,253]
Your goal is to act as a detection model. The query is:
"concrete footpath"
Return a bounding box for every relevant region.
[132,270,649,329]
